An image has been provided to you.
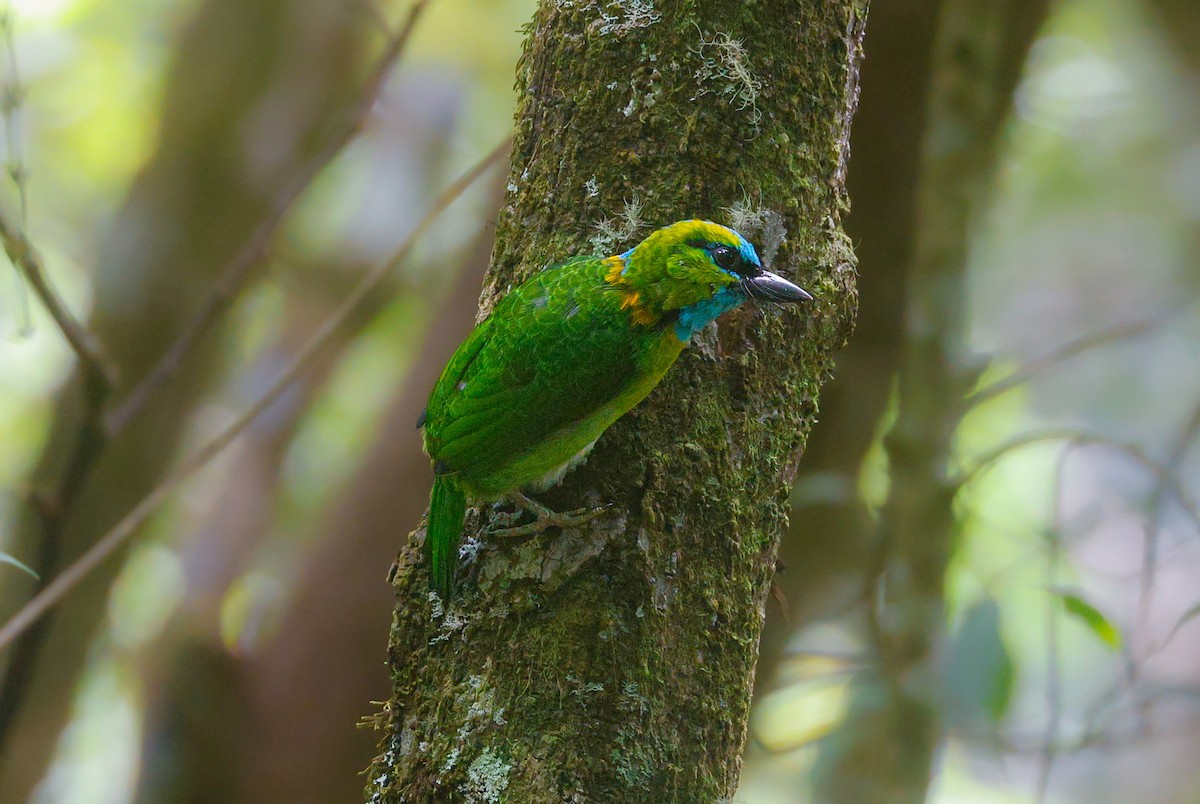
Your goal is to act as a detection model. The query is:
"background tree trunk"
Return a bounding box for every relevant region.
[229,203,501,804]
[756,0,941,690]
[368,0,865,800]
[132,148,505,804]
[813,1,1049,800]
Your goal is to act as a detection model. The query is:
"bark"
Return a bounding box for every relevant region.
[814,2,1049,801]
[0,0,371,797]
[369,1,865,801]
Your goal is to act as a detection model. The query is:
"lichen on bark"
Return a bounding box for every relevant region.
[369,1,866,800]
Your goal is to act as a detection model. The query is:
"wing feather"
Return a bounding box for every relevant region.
[423,257,640,483]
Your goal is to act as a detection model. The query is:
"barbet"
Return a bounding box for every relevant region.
[420,219,812,598]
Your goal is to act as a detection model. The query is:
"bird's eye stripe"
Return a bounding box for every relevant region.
[684,237,761,277]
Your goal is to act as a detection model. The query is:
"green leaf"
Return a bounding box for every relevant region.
[1055,591,1122,650]
[0,552,39,579]
[945,598,1016,724]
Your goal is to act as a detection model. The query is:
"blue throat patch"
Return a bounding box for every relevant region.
[675,285,745,341]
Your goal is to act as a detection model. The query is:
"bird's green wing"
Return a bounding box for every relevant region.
[423,257,642,484]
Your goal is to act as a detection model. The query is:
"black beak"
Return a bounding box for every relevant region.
[741,270,813,304]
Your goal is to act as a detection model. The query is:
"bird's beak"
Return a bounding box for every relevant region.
[742,270,813,304]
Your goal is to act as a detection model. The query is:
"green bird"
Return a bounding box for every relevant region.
[420,219,812,598]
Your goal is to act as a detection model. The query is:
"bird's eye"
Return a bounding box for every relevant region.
[710,245,740,273]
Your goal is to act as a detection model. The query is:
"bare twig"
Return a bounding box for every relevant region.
[0,210,116,393]
[0,1,30,336]
[104,0,433,436]
[0,5,121,755]
[0,3,26,232]
[1035,448,1070,803]
[0,208,113,746]
[955,428,1200,532]
[0,140,508,651]
[967,320,1152,408]
[1137,397,1200,631]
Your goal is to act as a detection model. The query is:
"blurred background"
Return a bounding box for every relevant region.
[0,0,1196,802]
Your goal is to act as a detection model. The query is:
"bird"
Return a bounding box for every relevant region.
[419,219,812,598]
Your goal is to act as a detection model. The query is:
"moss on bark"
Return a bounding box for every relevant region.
[370,1,866,800]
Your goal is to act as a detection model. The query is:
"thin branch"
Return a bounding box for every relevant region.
[0,3,25,229]
[0,217,112,745]
[0,35,117,739]
[1137,396,1200,631]
[1,1,30,334]
[0,209,116,393]
[0,139,508,652]
[104,0,433,437]
[954,428,1200,533]
[1035,448,1070,803]
[967,321,1152,408]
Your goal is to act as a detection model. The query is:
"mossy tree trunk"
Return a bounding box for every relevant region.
[370,1,865,800]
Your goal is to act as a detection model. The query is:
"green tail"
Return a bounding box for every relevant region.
[426,475,466,599]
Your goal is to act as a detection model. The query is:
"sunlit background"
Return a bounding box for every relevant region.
[0,0,1197,801]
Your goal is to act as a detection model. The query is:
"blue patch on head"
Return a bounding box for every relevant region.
[735,234,761,267]
[674,285,746,341]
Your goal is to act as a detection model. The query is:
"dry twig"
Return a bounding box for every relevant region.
[0,211,116,393]
[0,140,508,651]
[955,428,1200,532]
[104,0,433,436]
[966,321,1152,408]
[1137,398,1200,629]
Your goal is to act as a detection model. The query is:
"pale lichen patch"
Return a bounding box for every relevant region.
[723,196,787,267]
[691,25,763,129]
[590,192,646,254]
[463,747,512,803]
[594,1,661,37]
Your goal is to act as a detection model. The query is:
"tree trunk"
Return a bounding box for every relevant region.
[368,1,865,800]
[814,1,1049,801]
[757,0,941,689]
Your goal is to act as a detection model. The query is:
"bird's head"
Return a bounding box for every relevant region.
[606,219,812,339]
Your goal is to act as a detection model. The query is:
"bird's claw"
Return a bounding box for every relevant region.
[489,492,613,538]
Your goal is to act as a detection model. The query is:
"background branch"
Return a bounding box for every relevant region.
[104,0,432,437]
[956,428,1200,531]
[0,141,507,652]
[967,320,1153,407]
[0,2,384,792]
[0,209,114,394]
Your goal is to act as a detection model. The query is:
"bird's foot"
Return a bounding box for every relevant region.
[489,491,612,538]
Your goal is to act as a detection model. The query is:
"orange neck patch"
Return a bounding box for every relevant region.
[603,255,657,326]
